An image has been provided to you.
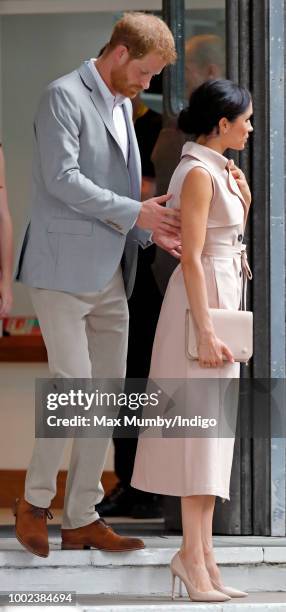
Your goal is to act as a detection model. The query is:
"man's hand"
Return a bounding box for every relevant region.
[227,159,252,207]
[136,194,181,233]
[0,279,13,318]
[152,229,181,259]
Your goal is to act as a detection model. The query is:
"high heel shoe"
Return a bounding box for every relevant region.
[170,552,231,602]
[211,579,248,598]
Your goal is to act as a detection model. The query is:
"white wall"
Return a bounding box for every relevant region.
[0,363,56,469]
[0,363,114,470]
[0,1,161,14]
[0,1,223,14]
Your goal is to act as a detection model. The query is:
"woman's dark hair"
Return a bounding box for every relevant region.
[178,79,252,137]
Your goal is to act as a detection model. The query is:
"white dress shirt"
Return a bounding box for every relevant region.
[88,59,129,164]
[87,59,153,242]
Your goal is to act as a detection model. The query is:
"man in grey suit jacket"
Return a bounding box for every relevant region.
[14,12,180,557]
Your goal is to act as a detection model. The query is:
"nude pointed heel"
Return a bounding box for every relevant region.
[171,573,183,600]
[171,573,176,600]
[211,579,248,598]
[170,551,231,603]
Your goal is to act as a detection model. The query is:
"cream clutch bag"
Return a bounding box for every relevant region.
[185,308,253,363]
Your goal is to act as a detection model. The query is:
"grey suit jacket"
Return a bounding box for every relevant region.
[15,61,150,298]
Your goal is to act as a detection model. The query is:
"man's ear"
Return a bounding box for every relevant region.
[113,45,130,65]
[207,63,222,80]
[218,117,229,135]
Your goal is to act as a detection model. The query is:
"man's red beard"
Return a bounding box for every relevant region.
[110,65,142,98]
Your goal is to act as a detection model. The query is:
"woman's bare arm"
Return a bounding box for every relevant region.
[0,147,13,317]
[180,167,233,367]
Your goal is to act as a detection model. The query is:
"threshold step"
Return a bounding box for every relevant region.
[78,592,286,610]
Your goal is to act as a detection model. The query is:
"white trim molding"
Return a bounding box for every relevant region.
[0,0,161,15]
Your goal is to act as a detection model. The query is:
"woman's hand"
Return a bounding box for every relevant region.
[227,159,252,207]
[198,332,234,368]
[0,279,13,317]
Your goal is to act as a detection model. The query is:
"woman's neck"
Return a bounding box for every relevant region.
[196,135,226,155]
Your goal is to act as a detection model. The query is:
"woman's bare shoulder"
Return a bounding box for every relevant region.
[184,164,213,182]
[182,165,214,197]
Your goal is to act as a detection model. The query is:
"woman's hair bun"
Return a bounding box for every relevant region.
[177,79,252,137]
[178,107,195,134]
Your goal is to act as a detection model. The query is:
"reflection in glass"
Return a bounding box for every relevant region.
[184,1,226,103]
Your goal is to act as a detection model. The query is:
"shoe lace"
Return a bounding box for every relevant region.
[30,506,53,520]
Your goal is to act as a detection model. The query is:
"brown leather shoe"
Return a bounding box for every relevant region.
[14,497,53,558]
[61,518,145,552]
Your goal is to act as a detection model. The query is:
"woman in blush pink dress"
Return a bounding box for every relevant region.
[0,145,13,317]
[131,80,253,603]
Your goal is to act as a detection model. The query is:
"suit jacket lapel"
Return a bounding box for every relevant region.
[123,102,142,201]
[78,62,141,200]
[78,62,124,155]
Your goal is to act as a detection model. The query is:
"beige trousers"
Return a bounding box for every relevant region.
[25,267,128,528]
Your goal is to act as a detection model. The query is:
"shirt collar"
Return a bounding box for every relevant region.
[181,141,228,173]
[88,59,126,109]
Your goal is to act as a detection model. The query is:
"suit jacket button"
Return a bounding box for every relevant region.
[238,234,243,241]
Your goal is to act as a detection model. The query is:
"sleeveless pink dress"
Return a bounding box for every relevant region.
[131,142,249,500]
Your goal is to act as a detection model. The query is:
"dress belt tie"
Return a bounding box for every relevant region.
[240,244,253,311]
[201,243,253,311]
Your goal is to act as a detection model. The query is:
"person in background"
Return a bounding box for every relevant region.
[96,95,164,518]
[153,34,225,196]
[152,34,225,295]
[0,145,13,318]
[132,94,162,199]
[184,34,225,99]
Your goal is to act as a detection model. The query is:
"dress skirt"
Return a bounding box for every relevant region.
[131,243,241,500]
